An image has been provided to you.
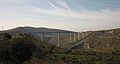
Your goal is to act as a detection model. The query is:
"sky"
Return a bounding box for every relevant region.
[0,0,120,31]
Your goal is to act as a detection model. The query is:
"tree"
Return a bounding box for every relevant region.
[0,34,36,64]
[3,33,12,40]
[0,40,12,64]
[10,34,36,64]
[0,33,12,64]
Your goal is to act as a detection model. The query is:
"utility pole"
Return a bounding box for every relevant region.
[2,26,3,31]
[0,26,3,31]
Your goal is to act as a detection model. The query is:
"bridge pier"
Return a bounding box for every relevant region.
[57,33,60,47]
[77,32,80,41]
[69,33,72,43]
[74,33,76,43]
[40,33,44,41]
[81,32,84,39]
[85,32,88,37]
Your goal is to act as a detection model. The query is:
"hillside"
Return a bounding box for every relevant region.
[1,27,120,51]
[2,26,74,35]
[0,27,120,64]
[70,28,120,53]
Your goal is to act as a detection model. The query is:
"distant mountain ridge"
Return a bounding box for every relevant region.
[1,26,74,35]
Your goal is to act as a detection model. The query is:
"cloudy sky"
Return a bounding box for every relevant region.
[0,0,120,31]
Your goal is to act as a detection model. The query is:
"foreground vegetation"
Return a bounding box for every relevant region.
[0,33,120,64]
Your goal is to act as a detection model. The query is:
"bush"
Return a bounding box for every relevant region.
[0,34,36,64]
[10,34,36,64]
[0,41,12,64]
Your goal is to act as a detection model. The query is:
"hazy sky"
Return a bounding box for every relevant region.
[0,0,120,31]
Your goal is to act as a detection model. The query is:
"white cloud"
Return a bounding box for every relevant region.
[56,0,70,9]
[48,0,70,10]
[33,6,120,22]
[0,0,120,31]
[48,2,58,9]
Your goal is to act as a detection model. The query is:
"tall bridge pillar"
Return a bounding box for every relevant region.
[77,32,80,41]
[40,33,44,41]
[57,33,60,47]
[74,33,76,43]
[85,32,88,37]
[81,32,84,39]
[69,33,72,43]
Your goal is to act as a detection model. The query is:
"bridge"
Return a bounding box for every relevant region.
[69,32,93,49]
[1,28,118,48]
[31,31,92,47]
[0,26,119,49]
